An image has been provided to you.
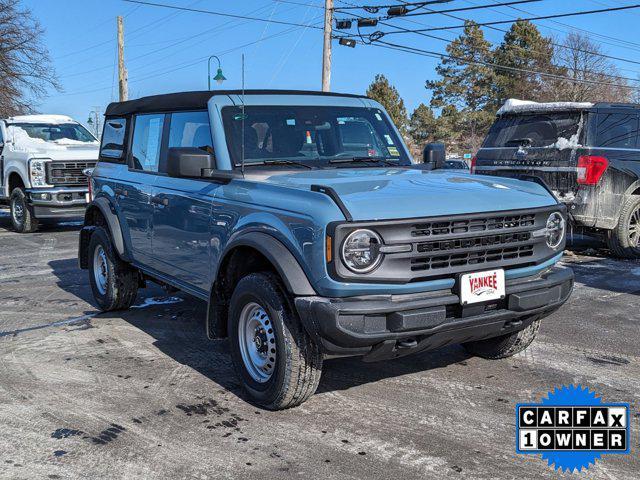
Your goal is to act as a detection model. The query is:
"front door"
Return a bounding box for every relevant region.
[151,111,219,292]
[120,113,165,267]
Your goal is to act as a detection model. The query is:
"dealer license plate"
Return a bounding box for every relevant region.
[460,269,505,305]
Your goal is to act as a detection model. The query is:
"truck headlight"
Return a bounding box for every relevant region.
[29,159,49,187]
[341,229,383,273]
[545,212,566,250]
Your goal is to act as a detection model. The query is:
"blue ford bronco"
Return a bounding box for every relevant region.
[79,90,573,409]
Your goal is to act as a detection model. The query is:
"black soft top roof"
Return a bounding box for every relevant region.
[105,89,369,117]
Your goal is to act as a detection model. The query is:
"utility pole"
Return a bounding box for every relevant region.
[92,106,101,138]
[322,0,333,92]
[117,16,128,102]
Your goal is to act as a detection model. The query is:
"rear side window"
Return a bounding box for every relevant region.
[131,114,165,172]
[595,113,639,148]
[100,118,127,160]
[483,113,583,148]
[168,111,213,153]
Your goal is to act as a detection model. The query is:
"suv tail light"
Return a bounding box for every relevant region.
[470,156,477,174]
[577,156,608,185]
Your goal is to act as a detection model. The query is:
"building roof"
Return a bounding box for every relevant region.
[105,89,369,116]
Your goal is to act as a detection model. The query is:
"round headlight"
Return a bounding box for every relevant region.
[546,212,566,249]
[341,229,383,273]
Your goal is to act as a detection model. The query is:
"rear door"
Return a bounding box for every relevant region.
[120,113,164,267]
[474,111,588,198]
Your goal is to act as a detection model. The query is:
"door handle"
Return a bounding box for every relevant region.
[151,196,168,207]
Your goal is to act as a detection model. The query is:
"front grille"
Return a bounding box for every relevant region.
[331,206,560,283]
[411,214,536,237]
[46,161,95,186]
[411,244,535,272]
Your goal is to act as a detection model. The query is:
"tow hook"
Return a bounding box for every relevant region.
[504,319,523,330]
[397,338,418,349]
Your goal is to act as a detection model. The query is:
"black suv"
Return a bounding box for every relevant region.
[474,101,640,258]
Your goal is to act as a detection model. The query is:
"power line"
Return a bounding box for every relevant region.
[381,3,640,35]
[334,0,451,11]
[122,0,324,30]
[366,38,638,90]
[335,0,640,82]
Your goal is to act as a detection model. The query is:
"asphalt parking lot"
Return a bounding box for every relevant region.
[0,207,638,479]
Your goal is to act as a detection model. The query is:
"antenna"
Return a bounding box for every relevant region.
[241,53,246,176]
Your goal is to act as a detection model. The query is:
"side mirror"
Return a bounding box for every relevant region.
[423,142,446,170]
[166,147,242,182]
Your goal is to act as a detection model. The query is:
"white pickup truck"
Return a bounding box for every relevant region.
[0,115,99,232]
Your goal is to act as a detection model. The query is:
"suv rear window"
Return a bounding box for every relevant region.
[483,113,583,148]
[595,112,639,148]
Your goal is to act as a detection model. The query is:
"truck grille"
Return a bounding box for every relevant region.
[46,161,96,186]
[411,213,536,237]
[331,206,561,283]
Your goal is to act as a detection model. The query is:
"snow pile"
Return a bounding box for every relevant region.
[497,98,594,115]
[6,114,75,124]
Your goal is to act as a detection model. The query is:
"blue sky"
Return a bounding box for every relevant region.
[24,0,640,125]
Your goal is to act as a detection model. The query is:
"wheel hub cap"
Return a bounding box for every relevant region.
[238,303,276,383]
[11,200,24,223]
[629,206,640,248]
[93,245,108,295]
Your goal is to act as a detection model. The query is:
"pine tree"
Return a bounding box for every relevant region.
[366,74,409,135]
[426,21,496,112]
[425,21,495,153]
[409,103,437,145]
[493,20,559,104]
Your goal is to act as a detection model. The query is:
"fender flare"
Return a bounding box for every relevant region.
[84,196,126,258]
[206,232,317,339]
[624,180,640,197]
[218,232,316,296]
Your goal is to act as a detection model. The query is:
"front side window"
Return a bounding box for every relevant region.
[101,118,127,159]
[221,106,411,167]
[131,114,165,172]
[595,113,639,148]
[168,111,213,153]
[483,113,584,148]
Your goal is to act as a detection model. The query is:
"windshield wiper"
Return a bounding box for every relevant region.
[328,156,399,166]
[241,159,313,169]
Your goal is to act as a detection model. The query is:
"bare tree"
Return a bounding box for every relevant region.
[0,0,59,116]
[553,32,633,103]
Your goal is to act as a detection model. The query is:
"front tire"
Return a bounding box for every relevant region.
[228,272,323,410]
[463,318,541,359]
[10,188,38,233]
[607,196,640,259]
[88,227,139,311]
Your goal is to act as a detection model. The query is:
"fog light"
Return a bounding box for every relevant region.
[34,193,51,201]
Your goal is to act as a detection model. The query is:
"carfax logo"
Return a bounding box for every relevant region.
[516,385,631,472]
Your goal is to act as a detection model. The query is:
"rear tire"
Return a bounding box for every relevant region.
[228,272,323,410]
[607,196,640,259]
[10,188,38,233]
[463,318,541,359]
[88,227,139,311]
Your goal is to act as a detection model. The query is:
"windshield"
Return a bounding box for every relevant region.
[483,112,584,148]
[221,106,411,167]
[9,122,96,143]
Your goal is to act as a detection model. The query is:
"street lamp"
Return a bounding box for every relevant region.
[208,55,226,90]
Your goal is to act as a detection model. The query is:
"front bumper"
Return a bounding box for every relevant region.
[295,265,573,361]
[26,187,89,219]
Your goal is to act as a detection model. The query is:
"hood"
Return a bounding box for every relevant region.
[244,168,557,221]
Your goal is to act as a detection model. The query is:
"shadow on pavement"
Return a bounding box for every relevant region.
[48,256,468,405]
